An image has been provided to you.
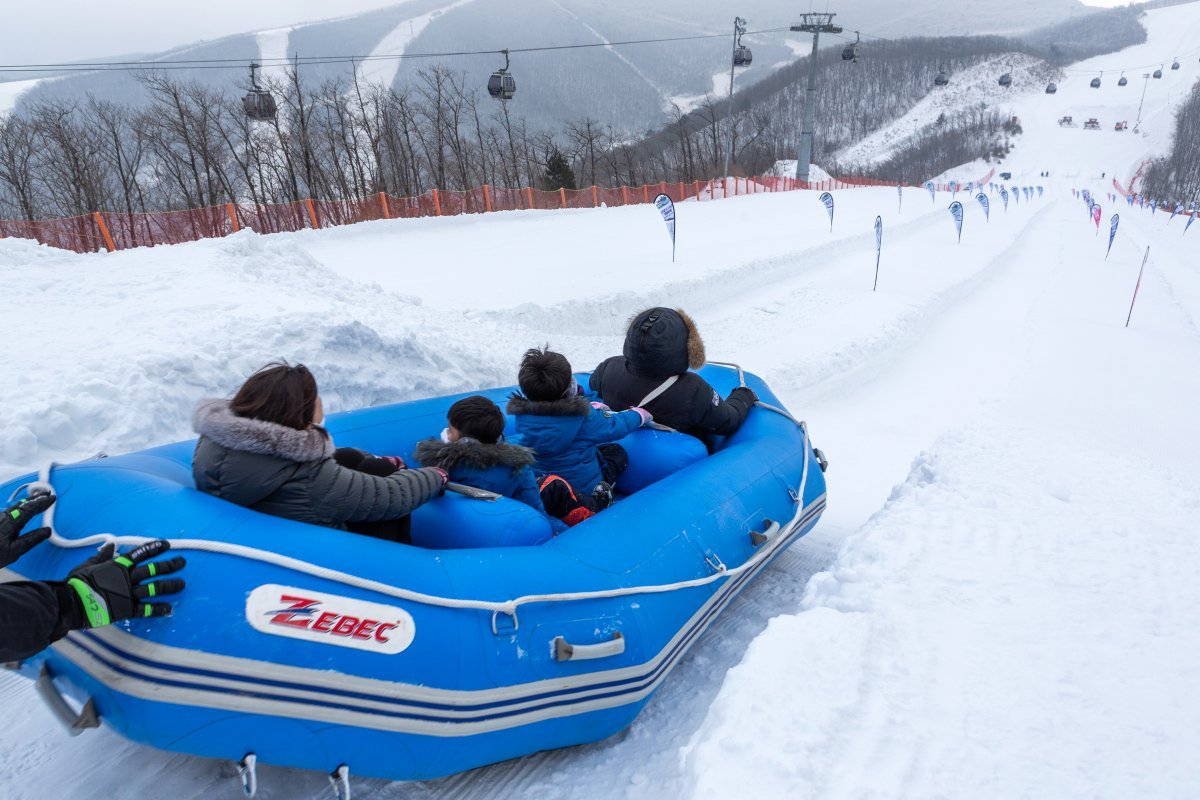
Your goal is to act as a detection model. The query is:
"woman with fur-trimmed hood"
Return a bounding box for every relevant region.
[590,307,757,439]
[192,362,447,543]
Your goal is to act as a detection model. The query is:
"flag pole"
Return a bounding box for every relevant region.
[1126,246,1150,328]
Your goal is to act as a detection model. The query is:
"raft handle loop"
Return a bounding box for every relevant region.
[491,607,519,636]
[705,552,727,573]
[554,631,625,662]
[329,764,351,800]
[238,753,258,798]
[749,519,780,548]
[35,662,100,736]
[707,360,747,387]
[708,361,810,431]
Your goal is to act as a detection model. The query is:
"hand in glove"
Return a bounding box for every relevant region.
[63,540,186,629]
[729,386,758,407]
[0,492,55,569]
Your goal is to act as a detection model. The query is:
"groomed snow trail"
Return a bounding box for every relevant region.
[683,193,1200,798]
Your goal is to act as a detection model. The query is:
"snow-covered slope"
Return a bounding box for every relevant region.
[0,78,41,115]
[995,1,1200,187]
[836,54,1053,167]
[2,5,1200,798]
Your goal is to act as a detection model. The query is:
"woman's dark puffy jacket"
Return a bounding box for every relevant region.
[192,399,443,528]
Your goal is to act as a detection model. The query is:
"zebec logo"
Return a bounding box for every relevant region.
[246,585,416,655]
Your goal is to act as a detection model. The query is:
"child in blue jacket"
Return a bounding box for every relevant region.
[506,347,651,525]
[414,395,565,534]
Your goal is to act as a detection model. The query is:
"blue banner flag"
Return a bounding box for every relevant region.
[926,181,936,203]
[873,215,883,291]
[1038,186,1044,198]
[951,181,958,198]
[1014,187,1020,205]
[949,201,964,243]
[1000,186,1009,211]
[976,192,990,221]
[1186,213,1196,235]
[653,193,676,262]
[819,191,835,231]
[1169,204,1183,223]
[897,183,903,213]
[1106,214,1119,259]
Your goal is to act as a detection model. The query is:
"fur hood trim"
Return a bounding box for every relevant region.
[505,395,592,417]
[676,308,706,371]
[192,399,335,463]
[414,439,536,471]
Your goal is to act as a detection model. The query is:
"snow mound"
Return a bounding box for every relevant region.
[0,231,511,476]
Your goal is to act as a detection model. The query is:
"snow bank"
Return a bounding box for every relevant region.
[684,421,1200,798]
[0,231,513,477]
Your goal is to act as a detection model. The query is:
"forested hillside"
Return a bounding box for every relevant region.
[0,6,1150,222]
[1141,79,1200,204]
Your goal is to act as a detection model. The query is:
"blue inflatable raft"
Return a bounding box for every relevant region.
[0,366,826,786]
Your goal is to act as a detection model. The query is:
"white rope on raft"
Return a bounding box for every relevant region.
[26,441,812,618]
[18,362,814,617]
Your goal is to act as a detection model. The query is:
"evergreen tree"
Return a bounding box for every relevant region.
[543,149,577,191]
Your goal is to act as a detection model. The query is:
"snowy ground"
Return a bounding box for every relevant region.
[3,3,1200,798]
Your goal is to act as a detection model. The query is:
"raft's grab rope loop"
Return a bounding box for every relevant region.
[18,381,814,616]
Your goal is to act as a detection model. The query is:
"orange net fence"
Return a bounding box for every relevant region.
[0,170,996,255]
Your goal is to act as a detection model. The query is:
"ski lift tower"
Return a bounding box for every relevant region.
[790,11,842,185]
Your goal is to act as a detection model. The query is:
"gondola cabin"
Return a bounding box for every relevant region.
[241,63,277,122]
[487,71,516,100]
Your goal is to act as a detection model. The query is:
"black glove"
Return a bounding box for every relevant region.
[729,386,758,407]
[62,540,186,629]
[0,492,55,569]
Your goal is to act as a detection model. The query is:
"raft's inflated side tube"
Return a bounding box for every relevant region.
[0,367,826,782]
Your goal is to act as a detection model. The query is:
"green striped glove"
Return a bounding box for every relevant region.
[0,492,55,569]
[65,540,186,628]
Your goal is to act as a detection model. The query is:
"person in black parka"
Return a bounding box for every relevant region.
[590,307,757,439]
[192,362,447,544]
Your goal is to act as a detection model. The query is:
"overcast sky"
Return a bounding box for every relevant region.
[0,1,405,65]
[0,0,1137,68]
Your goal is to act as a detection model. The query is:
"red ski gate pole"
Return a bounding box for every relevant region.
[1126,246,1150,328]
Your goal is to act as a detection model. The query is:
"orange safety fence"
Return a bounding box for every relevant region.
[0,170,993,255]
